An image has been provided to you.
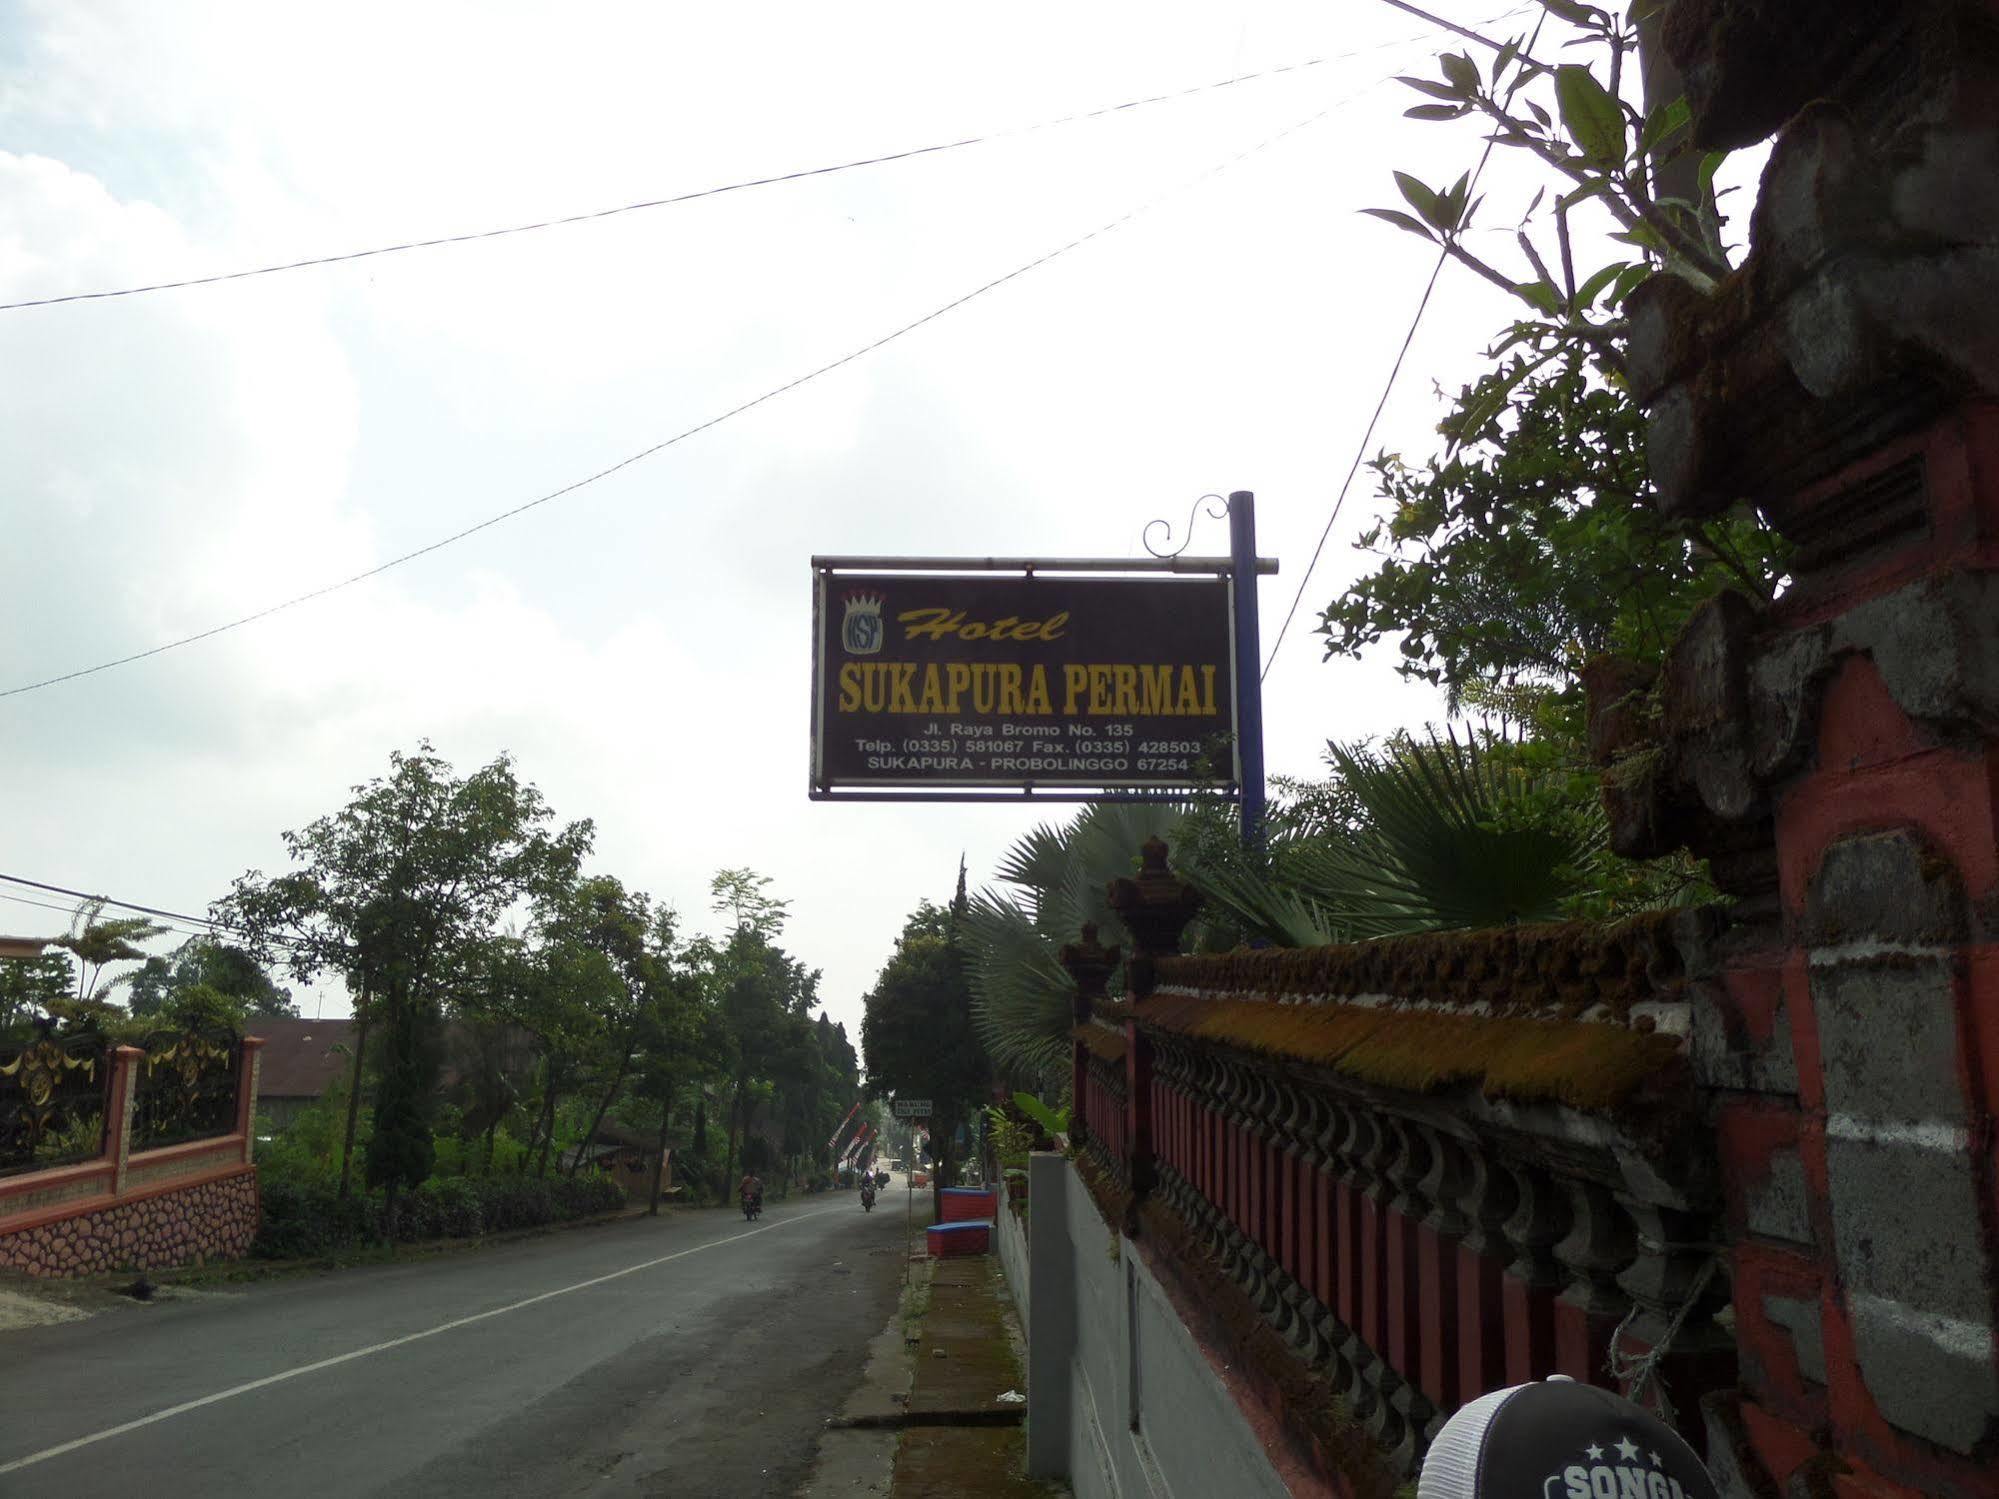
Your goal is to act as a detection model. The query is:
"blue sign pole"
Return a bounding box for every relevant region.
[1228,490,1266,846]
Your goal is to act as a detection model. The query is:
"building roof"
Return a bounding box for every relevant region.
[0,937,50,960]
[251,1017,357,1101]
[591,1118,658,1150]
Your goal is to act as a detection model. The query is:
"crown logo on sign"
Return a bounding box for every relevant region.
[840,591,885,656]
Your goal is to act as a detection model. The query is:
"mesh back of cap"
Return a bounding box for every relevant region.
[1417,1385,1524,1499]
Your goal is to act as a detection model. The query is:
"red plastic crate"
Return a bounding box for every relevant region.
[926,1219,992,1256]
[938,1188,998,1223]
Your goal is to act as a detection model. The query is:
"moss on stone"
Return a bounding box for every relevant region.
[1153,910,1684,1024]
[1134,993,1684,1114]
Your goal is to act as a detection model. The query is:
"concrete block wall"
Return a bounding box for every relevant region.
[996,1190,1029,1330]
[1022,1152,1294,1499]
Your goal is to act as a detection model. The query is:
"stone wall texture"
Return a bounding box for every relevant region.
[0,1168,258,1277]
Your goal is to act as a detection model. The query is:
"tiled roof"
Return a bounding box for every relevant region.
[250,1018,356,1100]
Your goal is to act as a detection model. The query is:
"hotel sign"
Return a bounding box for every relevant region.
[810,568,1238,799]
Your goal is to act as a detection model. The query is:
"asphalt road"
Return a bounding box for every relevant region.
[0,1184,916,1498]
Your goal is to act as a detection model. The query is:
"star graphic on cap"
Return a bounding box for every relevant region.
[1650,1452,1664,1468]
[1614,1438,1640,1462]
[1585,1444,1604,1460]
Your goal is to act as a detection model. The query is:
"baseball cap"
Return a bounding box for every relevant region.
[1417,1376,1719,1499]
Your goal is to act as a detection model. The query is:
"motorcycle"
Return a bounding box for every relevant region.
[741,1190,762,1222]
[860,1182,876,1212]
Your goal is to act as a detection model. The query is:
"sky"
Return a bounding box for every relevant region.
[0,2,1740,1044]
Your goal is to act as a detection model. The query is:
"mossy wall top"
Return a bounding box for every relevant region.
[1153,910,1686,1024]
[1139,911,1696,1114]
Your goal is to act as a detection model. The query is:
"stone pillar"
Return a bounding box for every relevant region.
[1550,1179,1636,1386]
[1593,5,1999,1489]
[108,1044,143,1198]
[1498,1162,1569,1387]
[1057,924,1118,1152]
[1452,1142,1517,1406]
[236,1035,267,1165]
[1107,837,1200,1206]
[1411,1124,1471,1419]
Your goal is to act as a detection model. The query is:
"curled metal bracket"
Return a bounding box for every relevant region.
[1142,493,1231,559]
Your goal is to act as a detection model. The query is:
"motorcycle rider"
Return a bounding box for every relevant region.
[738,1171,763,1212]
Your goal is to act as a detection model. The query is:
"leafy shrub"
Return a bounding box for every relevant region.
[254,1180,375,1258]
[401,1176,486,1238]
[428,1134,472,1179]
[253,1169,623,1258]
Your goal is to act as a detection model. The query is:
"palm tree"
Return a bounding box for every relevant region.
[1179,730,1601,944]
[961,801,1188,1087]
[964,733,1624,1084]
[52,899,168,1002]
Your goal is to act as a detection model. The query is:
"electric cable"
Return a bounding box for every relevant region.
[0,31,1468,315]
[1262,8,1548,680]
[0,889,224,944]
[2,101,1348,701]
[0,873,306,949]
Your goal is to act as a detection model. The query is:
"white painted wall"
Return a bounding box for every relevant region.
[997,1189,1030,1329]
[1016,1152,1293,1499]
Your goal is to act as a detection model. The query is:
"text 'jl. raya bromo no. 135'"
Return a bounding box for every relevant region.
[810,570,1239,798]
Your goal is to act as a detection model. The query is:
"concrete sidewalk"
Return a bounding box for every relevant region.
[891,1254,1061,1499]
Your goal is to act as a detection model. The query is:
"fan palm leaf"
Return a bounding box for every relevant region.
[962,800,1189,1086]
[1286,731,1593,936]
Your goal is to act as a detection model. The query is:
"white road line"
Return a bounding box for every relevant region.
[0,1205,838,1477]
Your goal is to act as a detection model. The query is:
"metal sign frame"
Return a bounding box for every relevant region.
[808,548,1274,806]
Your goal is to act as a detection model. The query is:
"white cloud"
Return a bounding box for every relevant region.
[1,1,1640,1038]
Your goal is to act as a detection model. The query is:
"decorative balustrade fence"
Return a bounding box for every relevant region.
[1059,824,1999,1498]
[1059,845,1737,1492]
[1076,1024,1128,1193]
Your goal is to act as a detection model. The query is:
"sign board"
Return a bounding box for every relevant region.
[892,1098,933,1118]
[811,568,1238,800]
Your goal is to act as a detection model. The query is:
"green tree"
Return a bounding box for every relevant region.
[125,937,298,1021]
[477,931,612,1179]
[551,878,679,1179]
[1307,4,1793,923]
[862,887,990,1216]
[1319,359,1780,737]
[709,868,789,941]
[687,869,820,1199]
[441,1006,535,1172]
[365,998,440,1223]
[221,743,591,1200]
[704,925,820,1199]
[1364,1,1735,383]
[0,951,77,1033]
[52,899,168,1001]
[622,957,727,1213]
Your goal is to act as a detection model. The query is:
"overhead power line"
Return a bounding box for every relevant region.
[0,888,220,944]
[0,891,200,939]
[1262,258,1447,680]
[1263,7,1547,679]
[0,873,304,949]
[1,46,1411,315]
[3,102,1347,701]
